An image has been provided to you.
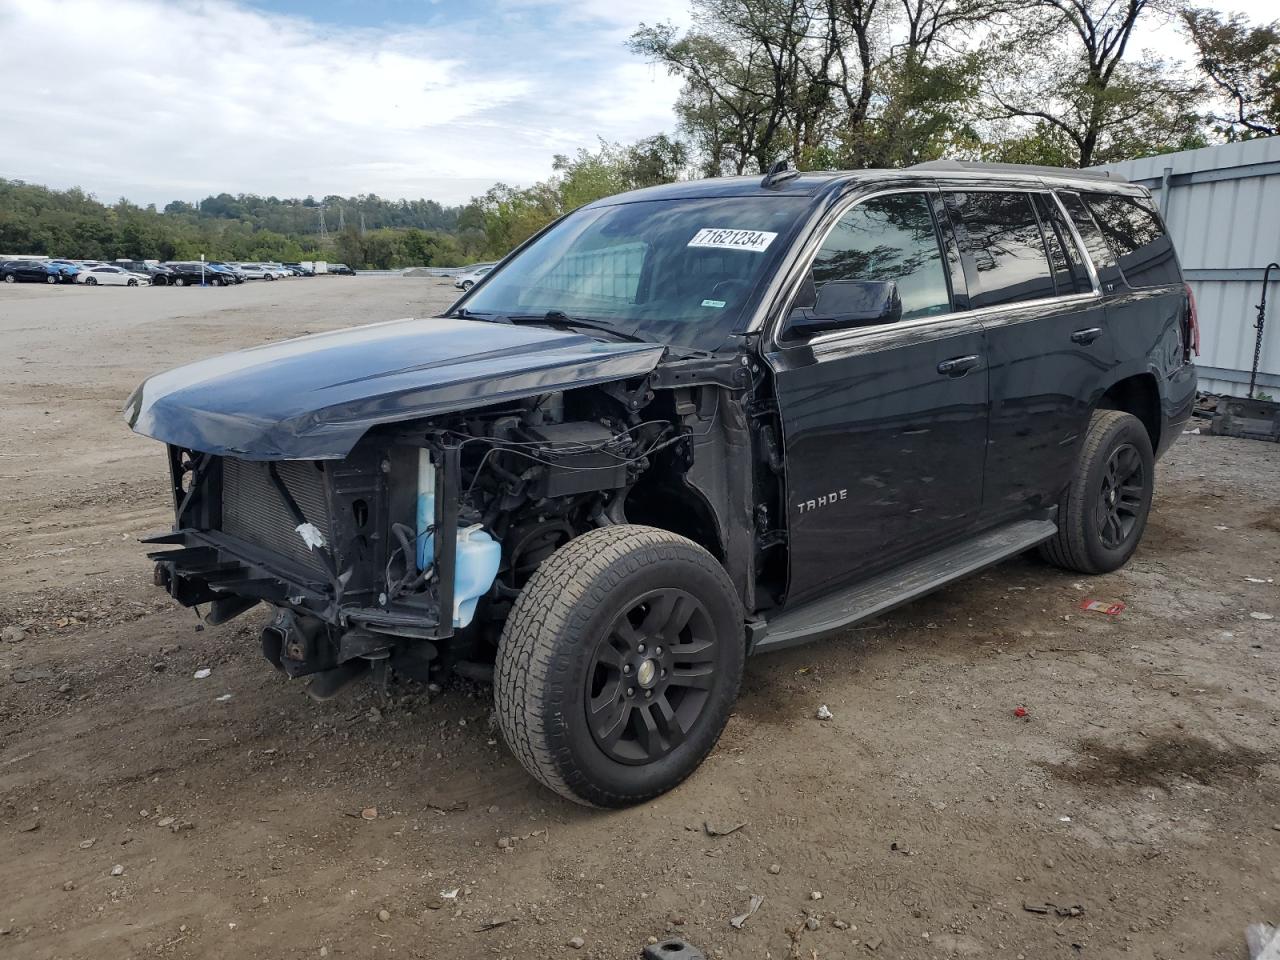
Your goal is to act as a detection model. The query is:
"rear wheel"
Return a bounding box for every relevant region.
[3,274,14,283]
[496,525,744,808]
[461,280,474,290]
[173,277,186,287]
[85,277,97,286]
[1039,409,1154,574]
[46,274,57,284]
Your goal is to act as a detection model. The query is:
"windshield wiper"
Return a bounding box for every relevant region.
[506,310,649,344]
[449,307,509,322]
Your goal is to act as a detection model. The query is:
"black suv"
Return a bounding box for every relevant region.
[127,161,1197,807]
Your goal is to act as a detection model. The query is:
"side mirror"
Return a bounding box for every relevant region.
[787,279,902,336]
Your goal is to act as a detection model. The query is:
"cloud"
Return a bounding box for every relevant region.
[0,0,686,206]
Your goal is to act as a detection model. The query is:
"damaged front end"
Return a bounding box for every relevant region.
[148,433,469,696]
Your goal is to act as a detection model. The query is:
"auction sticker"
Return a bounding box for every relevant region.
[688,228,777,253]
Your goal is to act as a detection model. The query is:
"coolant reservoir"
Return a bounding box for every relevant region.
[452,525,501,628]
[416,448,436,570]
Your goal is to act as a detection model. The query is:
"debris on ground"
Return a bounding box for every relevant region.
[110,864,124,877]
[1246,923,1280,960]
[1250,612,1274,621]
[703,820,746,837]
[192,668,212,680]
[1079,599,1126,616]
[1014,706,1029,718]
[768,863,782,875]
[377,909,390,922]
[729,894,764,929]
[215,693,232,702]
[816,704,833,720]
[567,935,586,949]
[475,918,516,932]
[1023,901,1084,917]
[1,626,26,643]
[360,807,378,821]
[809,891,824,901]
[642,938,706,960]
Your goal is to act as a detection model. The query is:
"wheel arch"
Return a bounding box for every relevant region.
[622,478,727,566]
[1095,371,1161,454]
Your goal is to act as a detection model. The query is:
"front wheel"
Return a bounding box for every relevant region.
[496,525,744,808]
[173,277,186,287]
[1039,409,1154,574]
[461,280,474,290]
[3,274,14,283]
[85,277,97,286]
[127,278,138,287]
[46,274,57,284]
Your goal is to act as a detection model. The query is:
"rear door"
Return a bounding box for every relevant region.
[942,186,1111,522]
[766,188,989,604]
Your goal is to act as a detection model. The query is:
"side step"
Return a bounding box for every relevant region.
[753,519,1056,654]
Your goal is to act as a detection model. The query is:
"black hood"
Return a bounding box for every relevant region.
[125,316,665,460]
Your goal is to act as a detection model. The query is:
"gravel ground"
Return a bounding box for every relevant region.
[0,278,1277,960]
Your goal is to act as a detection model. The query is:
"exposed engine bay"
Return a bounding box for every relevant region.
[146,355,783,700]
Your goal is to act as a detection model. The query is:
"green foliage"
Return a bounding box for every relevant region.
[470,137,690,258]
[0,179,469,267]
[1181,6,1280,140]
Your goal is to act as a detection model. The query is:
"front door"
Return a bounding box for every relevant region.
[765,189,989,605]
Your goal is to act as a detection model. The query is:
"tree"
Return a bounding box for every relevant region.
[984,0,1206,167]
[632,0,1006,175]
[1181,7,1280,140]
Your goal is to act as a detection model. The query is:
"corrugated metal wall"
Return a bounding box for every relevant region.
[1094,137,1280,397]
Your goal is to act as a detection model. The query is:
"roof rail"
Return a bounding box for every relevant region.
[908,159,1128,183]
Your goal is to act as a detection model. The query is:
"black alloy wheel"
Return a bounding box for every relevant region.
[1096,442,1146,549]
[585,588,718,765]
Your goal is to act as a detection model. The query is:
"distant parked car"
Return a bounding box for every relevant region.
[283,262,310,276]
[76,265,149,286]
[233,262,278,280]
[45,259,82,282]
[1,259,58,284]
[161,263,219,287]
[328,262,355,276]
[208,261,246,283]
[115,260,174,285]
[453,263,495,290]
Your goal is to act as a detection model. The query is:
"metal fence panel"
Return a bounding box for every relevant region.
[1094,137,1280,397]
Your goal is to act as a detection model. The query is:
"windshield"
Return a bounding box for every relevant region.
[460,196,810,350]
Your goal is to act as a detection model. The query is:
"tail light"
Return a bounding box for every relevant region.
[1184,282,1200,359]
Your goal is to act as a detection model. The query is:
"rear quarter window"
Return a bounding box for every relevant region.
[1081,192,1180,288]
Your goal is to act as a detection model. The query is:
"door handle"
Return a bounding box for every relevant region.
[1071,326,1103,345]
[937,355,980,377]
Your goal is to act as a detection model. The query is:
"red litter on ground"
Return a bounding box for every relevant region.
[1014,706,1029,718]
[1079,599,1126,616]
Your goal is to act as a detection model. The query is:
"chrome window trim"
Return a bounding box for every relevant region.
[757,184,950,342]
[802,291,1100,349]
[1048,189,1102,295]
[764,181,1104,351]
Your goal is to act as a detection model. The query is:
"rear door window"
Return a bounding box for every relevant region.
[809,192,952,320]
[1081,192,1180,288]
[1031,194,1092,295]
[947,191,1056,308]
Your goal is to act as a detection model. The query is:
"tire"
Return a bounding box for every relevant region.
[127,278,137,287]
[461,280,474,290]
[495,525,744,808]
[1039,409,1154,574]
[46,274,57,284]
[85,277,97,286]
[174,277,186,287]
[265,273,276,281]
[3,274,14,283]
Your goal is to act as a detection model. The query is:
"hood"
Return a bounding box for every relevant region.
[126,316,665,460]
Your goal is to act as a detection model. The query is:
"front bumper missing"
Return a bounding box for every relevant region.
[146,528,443,639]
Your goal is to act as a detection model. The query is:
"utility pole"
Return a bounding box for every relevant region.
[338,206,345,231]
[318,207,328,242]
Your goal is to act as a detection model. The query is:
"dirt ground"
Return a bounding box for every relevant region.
[1,278,1277,960]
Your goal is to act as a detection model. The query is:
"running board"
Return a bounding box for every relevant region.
[753,519,1057,654]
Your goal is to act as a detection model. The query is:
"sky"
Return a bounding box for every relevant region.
[0,0,1274,209]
